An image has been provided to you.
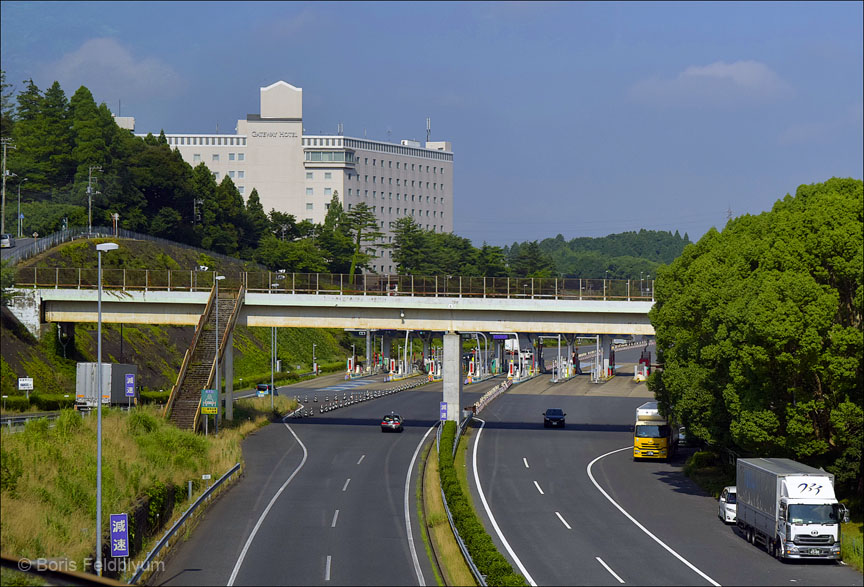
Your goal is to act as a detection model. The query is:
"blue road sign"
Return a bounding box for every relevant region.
[440,401,447,421]
[109,513,129,557]
[125,373,135,397]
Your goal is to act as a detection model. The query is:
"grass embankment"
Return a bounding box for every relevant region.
[683,450,863,572]
[421,434,474,586]
[0,395,296,576]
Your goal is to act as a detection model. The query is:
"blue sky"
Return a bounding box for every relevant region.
[2,1,861,247]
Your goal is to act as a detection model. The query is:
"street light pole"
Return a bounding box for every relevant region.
[351,344,355,373]
[312,343,317,375]
[95,242,118,576]
[1,138,15,237]
[214,275,225,435]
[17,178,27,238]
[88,165,102,236]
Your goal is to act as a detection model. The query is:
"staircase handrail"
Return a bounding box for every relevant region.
[194,284,246,433]
[163,284,218,420]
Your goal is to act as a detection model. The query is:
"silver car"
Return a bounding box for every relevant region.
[0,234,15,248]
[718,486,737,523]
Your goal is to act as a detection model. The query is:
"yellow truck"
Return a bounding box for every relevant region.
[633,401,678,461]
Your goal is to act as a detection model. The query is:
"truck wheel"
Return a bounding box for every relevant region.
[746,528,754,544]
[773,537,784,561]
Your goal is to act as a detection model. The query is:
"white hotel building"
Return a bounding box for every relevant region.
[132,81,453,274]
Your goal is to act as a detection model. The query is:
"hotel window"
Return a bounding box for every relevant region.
[238,186,245,194]
[238,153,245,161]
[373,177,376,184]
[396,162,400,169]
[396,179,401,186]
[388,161,392,168]
[306,172,313,180]
[306,218,313,223]
[212,154,219,162]
[373,191,376,198]
[426,196,429,203]
[229,171,235,178]
[348,203,352,210]
[348,188,352,196]
[306,203,313,210]
[212,172,219,180]
[306,188,314,196]
[365,175,368,182]
[238,171,244,179]
[411,164,415,170]
[324,188,332,196]
[228,153,234,161]
[372,159,376,166]
[193,154,201,162]
[365,190,368,197]
[389,207,392,214]
[427,166,430,172]
[388,178,392,185]
[396,208,400,214]
[325,172,332,179]
[364,158,368,164]
[396,194,400,201]
[433,211,437,217]
[426,182,430,188]
[326,203,331,210]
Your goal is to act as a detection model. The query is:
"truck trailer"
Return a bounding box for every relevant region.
[75,362,138,408]
[736,458,849,560]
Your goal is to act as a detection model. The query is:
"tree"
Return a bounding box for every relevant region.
[346,201,384,276]
[0,70,14,139]
[317,196,354,273]
[244,188,270,247]
[511,240,554,277]
[391,216,431,274]
[648,178,863,497]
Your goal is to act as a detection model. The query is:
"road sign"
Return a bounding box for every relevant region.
[440,401,447,421]
[125,373,135,397]
[109,513,129,558]
[18,377,33,391]
[201,389,218,415]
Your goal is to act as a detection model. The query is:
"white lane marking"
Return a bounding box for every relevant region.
[555,511,571,530]
[596,557,625,584]
[342,478,351,492]
[357,454,366,465]
[405,425,436,586]
[533,480,544,495]
[523,457,529,468]
[331,509,340,528]
[325,555,331,581]
[587,447,720,587]
[227,411,308,586]
[473,418,538,586]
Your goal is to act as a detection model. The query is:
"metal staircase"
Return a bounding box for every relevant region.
[164,283,245,430]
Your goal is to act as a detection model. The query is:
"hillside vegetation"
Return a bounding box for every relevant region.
[1,237,360,406]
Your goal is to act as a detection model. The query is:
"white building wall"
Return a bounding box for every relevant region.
[142,81,453,273]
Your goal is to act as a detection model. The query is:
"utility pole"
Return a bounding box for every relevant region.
[1,138,16,236]
[88,165,103,236]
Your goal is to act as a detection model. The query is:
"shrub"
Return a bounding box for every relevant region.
[2,395,31,411]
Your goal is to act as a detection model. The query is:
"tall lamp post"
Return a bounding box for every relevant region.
[312,343,317,375]
[17,177,27,238]
[95,241,118,576]
[270,326,276,411]
[214,274,225,434]
[351,344,355,374]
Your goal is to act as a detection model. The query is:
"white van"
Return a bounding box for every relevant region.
[0,234,15,248]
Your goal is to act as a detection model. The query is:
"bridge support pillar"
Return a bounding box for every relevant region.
[365,330,372,372]
[443,332,462,422]
[224,330,234,421]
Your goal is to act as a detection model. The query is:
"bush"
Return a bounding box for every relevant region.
[29,394,75,411]
[438,421,528,586]
[2,395,31,411]
[140,390,171,405]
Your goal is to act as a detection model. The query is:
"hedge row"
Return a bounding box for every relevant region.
[438,420,528,586]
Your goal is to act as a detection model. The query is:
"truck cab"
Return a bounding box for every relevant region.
[632,401,678,461]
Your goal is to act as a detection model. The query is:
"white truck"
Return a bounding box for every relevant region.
[75,362,138,408]
[736,458,849,560]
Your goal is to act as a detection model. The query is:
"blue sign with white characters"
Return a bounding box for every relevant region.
[109,513,129,557]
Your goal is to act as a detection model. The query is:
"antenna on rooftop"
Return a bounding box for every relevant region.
[337,122,343,136]
[426,117,431,143]
[387,127,392,141]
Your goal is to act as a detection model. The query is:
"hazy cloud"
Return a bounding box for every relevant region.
[629,60,792,107]
[39,38,185,104]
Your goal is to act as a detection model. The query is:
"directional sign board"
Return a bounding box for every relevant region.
[125,373,135,397]
[201,389,218,415]
[440,401,447,421]
[109,513,129,557]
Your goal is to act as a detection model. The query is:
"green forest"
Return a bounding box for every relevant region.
[648,178,863,496]
[0,74,689,278]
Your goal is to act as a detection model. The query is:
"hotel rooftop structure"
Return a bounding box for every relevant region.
[132,81,453,274]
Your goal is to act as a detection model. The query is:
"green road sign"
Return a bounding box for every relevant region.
[201,389,218,415]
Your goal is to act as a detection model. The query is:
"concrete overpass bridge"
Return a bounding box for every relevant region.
[8,268,656,423]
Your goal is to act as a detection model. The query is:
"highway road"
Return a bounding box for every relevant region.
[467,378,863,586]
[153,371,497,586]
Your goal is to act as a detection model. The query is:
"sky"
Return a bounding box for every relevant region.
[1,1,862,247]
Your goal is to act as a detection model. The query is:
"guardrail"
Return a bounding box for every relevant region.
[471,379,513,416]
[13,266,655,302]
[288,375,430,418]
[128,463,241,585]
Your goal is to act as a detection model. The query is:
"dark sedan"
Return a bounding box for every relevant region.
[543,408,566,428]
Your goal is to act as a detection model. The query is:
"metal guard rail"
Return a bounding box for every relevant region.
[128,462,241,585]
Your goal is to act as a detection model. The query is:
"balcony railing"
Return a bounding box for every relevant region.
[13,269,655,301]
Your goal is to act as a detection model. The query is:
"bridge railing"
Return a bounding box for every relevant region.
[14,269,655,301]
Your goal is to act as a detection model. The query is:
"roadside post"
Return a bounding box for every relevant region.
[125,373,135,409]
[201,389,218,435]
[440,401,447,422]
[109,513,130,563]
[18,377,33,400]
